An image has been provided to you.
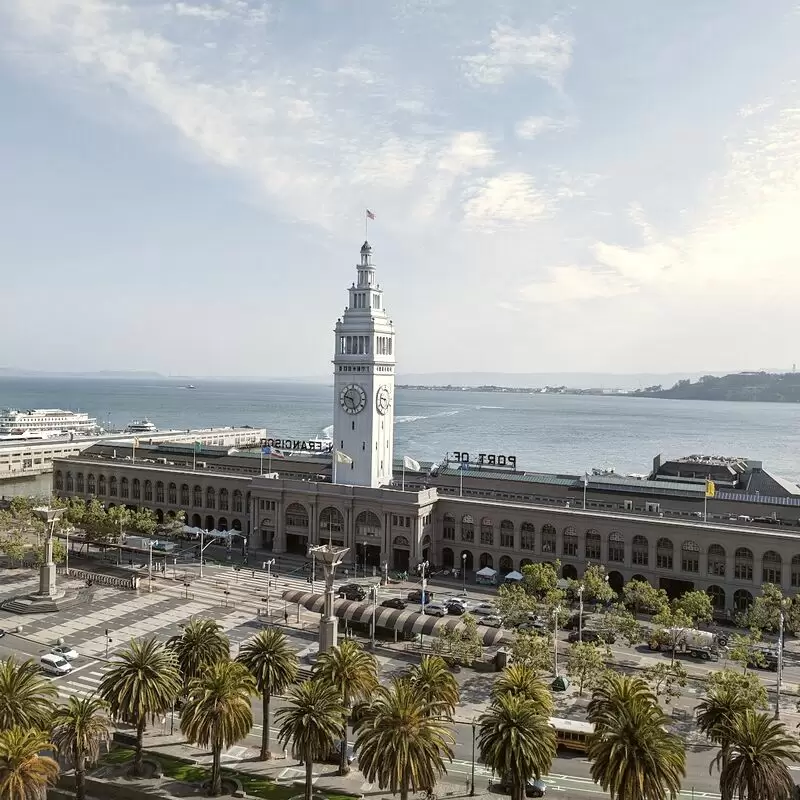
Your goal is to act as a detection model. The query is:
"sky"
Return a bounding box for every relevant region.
[1,0,799,378]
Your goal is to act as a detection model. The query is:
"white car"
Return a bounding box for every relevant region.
[478,615,503,628]
[422,602,448,617]
[51,645,79,661]
[472,603,498,616]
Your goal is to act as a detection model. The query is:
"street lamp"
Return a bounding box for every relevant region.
[461,552,467,595]
[370,585,379,647]
[264,558,275,616]
[418,560,430,615]
[470,720,477,797]
[553,605,561,677]
[148,541,154,593]
[577,585,584,643]
[775,597,791,718]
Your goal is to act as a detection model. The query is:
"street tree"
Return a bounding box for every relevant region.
[168,619,231,692]
[0,728,60,800]
[0,531,26,566]
[0,510,13,535]
[622,579,669,617]
[33,539,66,566]
[727,633,766,673]
[674,590,713,628]
[576,564,616,605]
[641,662,688,705]
[739,583,800,635]
[491,663,554,717]
[522,561,560,599]
[597,604,644,647]
[706,668,767,712]
[407,655,460,719]
[0,657,58,732]
[104,506,131,541]
[510,632,553,674]
[129,508,158,537]
[494,584,536,627]
[433,614,483,667]
[651,607,695,664]
[565,642,608,697]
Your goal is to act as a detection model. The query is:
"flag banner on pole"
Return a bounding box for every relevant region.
[583,473,589,485]
[705,480,716,498]
[133,437,140,447]
[193,441,202,453]
[366,209,375,220]
[261,446,284,458]
[335,450,353,465]
[403,456,421,472]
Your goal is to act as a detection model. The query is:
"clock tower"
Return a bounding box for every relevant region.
[332,241,395,488]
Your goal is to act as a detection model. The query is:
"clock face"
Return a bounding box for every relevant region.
[340,383,367,415]
[376,385,391,415]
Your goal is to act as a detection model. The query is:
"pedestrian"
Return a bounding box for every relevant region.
[284,610,289,625]
[283,748,288,760]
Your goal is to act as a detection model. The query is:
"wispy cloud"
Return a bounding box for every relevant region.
[462,172,553,228]
[515,114,574,140]
[462,23,573,88]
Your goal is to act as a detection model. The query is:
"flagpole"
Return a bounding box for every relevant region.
[583,474,588,509]
[402,462,405,492]
[333,455,337,485]
[269,451,272,473]
[193,448,196,472]
[260,449,263,475]
[459,464,463,497]
[132,439,136,466]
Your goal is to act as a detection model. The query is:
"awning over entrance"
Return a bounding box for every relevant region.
[282,590,509,648]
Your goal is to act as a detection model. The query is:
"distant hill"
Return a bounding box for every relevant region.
[0,368,164,379]
[633,372,800,402]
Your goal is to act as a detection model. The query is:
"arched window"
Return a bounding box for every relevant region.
[460,515,474,543]
[285,503,309,528]
[181,484,189,506]
[608,531,624,563]
[193,485,202,507]
[520,522,535,551]
[121,477,129,498]
[233,490,243,513]
[499,555,513,572]
[563,526,577,557]
[681,540,700,573]
[707,585,726,610]
[132,478,140,500]
[55,470,64,491]
[206,486,215,509]
[393,535,409,547]
[218,488,229,511]
[66,472,74,491]
[734,589,754,613]
[168,483,177,505]
[734,547,753,581]
[500,520,514,548]
[656,538,673,570]
[480,517,494,546]
[87,474,96,494]
[98,475,106,495]
[155,481,164,503]
[110,476,117,497]
[632,535,648,566]
[762,551,782,585]
[320,507,344,535]
[144,480,153,502]
[708,544,726,577]
[355,510,381,537]
[76,473,84,493]
[585,529,601,560]
[443,513,456,541]
[480,553,493,569]
[541,524,556,554]
[792,555,800,588]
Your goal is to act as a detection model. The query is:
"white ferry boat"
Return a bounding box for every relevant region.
[0,408,98,436]
[125,419,158,433]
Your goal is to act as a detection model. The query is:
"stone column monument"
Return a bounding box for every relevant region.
[309,543,349,653]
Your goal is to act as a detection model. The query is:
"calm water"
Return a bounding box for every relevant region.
[2,377,800,481]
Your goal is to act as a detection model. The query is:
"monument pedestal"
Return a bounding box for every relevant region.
[309,543,350,654]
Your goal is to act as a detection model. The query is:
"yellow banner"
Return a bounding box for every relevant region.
[705,480,715,498]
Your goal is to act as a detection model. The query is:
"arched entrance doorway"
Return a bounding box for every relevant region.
[421,534,432,564]
[218,517,228,531]
[442,547,454,569]
[191,513,201,528]
[607,570,624,594]
[260,520,274,551]
[393,536,410,572]
[479,553,493,569]
[204,515,215,530]
[285,503,309,555]
[734,589,753,613]
[355,510,382,569]
[499,555,513,574]
[460,550,474,572]
[319,507,345,547]
[707,585,726,611]
[155,509,164,524]
[561,564,578,580]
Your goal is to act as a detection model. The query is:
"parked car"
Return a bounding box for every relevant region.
[40,654,72,676]
[51,645,79,661]
[442,596,469,609]
[338,584,367,601]
[568,629,615,645]
[472,603,498,616]
[407,589,434,603]
[381,597,407,610]
[446,602,466,616]
[478,614,503,628]
[516,621,545,634]
[497,777,547,797]
[422,602,448,617]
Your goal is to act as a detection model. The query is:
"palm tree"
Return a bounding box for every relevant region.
[276,680,346,800]
[713,710,800,800]
[587,700,685,800]
[0,727,59,800]
[478,693,556,800]
[51,695,111,800]
[491,662,554,717]
[181,659,256,797]
[587,672,654,733]
[0,657,57,732]
[407,656,460,718]
[98,637,181,776]
[355,678,454,800]
[313,639,378,774]
[168,618,230,690]
[236,629,298,760]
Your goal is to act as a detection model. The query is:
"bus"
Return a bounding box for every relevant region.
[549,717,595,752]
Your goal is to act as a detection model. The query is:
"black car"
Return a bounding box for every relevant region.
[407,589,433,603]
[497,777,547,797]
[338,584,367,601]
[568,629,615,645]
[446,602,466,616]
[381,597,407,610]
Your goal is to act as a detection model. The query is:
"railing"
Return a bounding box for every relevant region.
[56,566,140,590]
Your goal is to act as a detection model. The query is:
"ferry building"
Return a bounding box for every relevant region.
[54,241,800,615]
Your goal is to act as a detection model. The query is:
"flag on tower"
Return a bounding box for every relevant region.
[403,456,421,472]
[366,209,375,220]
[261,445,284,459]
[335,450,353,465]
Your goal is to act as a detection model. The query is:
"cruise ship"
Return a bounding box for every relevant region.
[0,408,99,437]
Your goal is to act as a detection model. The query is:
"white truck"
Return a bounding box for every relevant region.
[648,627,721,660]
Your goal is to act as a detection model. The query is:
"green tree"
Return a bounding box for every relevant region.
[81,499,110,540]
[597,604,643,647]
[651,606,694,664]
[98,637,181,776]
[236,629,299,760]
[0,727,60,800]
[714,711,800,800]
[129,508,158,536]
[62,497,87,528]
[276,681,346,800]
[0,532,26,566]
[32,539,66,566]
[674,590,713,627]
[181,659,256,797]
[566,642,608,697]
[0,657,57,732]
[588,673,655,734]
[491,663,554,716]
[168,619,231,691]
[577,564,616,604]
[0,510,13,534]
[51,696,111,800]
[355,679,454,800]
[407,655,460,719]
[478,693,556,800]
[706,668,767,710]
[727,633,766,673]
[104,506,131,541]
[510,632,552,674]
[641,663,688,705]
[622,579,668,617]
[313,640,378,775]
[494,584,536,627]
[521,561,560,599]
[433,614,483,667]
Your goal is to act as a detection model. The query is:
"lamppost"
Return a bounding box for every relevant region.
[65,525,71,577]
[461,552,467,595]
[553,605,561,677]
[418,560,429,615]
[370,585,379,648]
[265,558,275,616]
[577,585,584,643]
[148,541,154,593]
[470,720,477,797]
[775,597,791,718]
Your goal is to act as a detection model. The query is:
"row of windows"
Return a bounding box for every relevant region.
[377,336,393,356]
[340,335,372,355]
